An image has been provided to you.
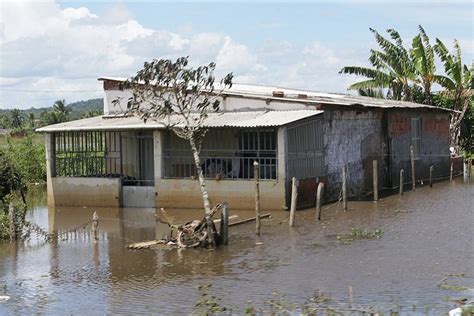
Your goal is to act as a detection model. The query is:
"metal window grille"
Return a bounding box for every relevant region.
[411,117,422,159]
[163,129,277,180]
[53,131,121,177]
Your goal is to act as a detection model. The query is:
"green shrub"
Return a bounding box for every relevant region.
[4,134,46,183]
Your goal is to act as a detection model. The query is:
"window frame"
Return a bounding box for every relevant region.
[411,117,422,160]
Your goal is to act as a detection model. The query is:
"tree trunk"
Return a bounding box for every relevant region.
[189,138,215,248]
[423,81,432,105]
[449,96,470,152]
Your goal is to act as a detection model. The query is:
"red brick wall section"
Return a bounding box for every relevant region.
[390,113,449,137]
[103,80,121,90]
[390,113,410,136]
[423,116,449,136]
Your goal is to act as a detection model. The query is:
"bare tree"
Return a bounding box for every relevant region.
[114,57,233,248]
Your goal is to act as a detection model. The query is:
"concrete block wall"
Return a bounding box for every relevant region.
[323,110,386,201]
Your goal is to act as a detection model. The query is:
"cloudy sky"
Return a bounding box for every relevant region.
[0,0,472,109]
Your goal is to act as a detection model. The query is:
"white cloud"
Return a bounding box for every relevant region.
[0,1,365,109]
[216,36,262,73]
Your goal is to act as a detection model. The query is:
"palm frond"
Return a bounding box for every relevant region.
[412,35,427,74]
[433,75,456,90]
[370,28,402,59]
[357,88,385,98]
[348,79,391,90]
[434,38,455,75]
[339,66,389,79]
[369,49,397,73]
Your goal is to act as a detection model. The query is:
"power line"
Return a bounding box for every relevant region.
[0,88,102,93]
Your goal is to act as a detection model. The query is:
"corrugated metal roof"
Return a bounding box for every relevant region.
[98,77,451,112]
[36,110,323,132]
[203,110,323,127]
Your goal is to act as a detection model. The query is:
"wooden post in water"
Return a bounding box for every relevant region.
[373,160,378,201]
[254,161,261,236]
[429,165,434,188]
[289,177,297,227]
[399,169,404,195]
[220,203,229,245]
[342,165,347,211]
[410,146,416,191]
[468,159,472,180]
[8,203,15,241]
[348,285,354,308]
[91,211,99,242]
[315,182,324,221]
[450,161,454,183]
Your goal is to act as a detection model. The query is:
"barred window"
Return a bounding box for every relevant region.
[163,129,277,180]
[53,131,121,177]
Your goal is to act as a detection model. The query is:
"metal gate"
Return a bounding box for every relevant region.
[286,118,324,209]
[121,131,155,208]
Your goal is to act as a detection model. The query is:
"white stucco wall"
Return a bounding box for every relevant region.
[49,177,122,207]
[103,88,312,115]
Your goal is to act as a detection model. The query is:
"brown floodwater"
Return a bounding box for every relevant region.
[0,180,473,314]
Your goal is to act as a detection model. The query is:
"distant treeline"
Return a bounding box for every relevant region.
[0,98,103,131]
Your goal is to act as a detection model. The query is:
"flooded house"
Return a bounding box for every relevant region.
[37,77,452,210]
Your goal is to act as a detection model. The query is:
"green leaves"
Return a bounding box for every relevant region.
[120,56,233,150]
[340,25,471,110]
[341,27,418,101]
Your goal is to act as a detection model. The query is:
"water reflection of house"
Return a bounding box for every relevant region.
[37,78,451,210]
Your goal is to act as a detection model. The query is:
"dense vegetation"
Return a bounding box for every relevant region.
[0,147,28,240]
[0,98,94,240]
[0,98,103,186]
[340,26,473,152]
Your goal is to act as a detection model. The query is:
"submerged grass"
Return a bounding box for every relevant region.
[335,227,383,243]
[192,286,437,315]
[438,273,470,293]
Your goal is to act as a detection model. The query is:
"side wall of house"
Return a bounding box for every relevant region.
[389,110,450,186]
[323,110,388,201]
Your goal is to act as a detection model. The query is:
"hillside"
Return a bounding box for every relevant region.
[0,98,104,119]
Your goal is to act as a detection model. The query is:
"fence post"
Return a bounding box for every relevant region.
[315,182,324,220]
[469,159,472,180]
[429,165,434,188]
[410,146,416,191]
[342,165,347,211]
[373,160,378,201]
[8,203,15,241]
[92,211,99,242]
[289,177,297,227]
[254,161,261,236]
[450,161,453,183]
[399,169,404,195]
[220,203,229,245]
